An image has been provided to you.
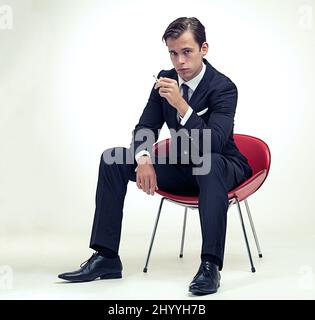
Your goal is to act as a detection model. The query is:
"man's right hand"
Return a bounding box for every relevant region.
[136,156,158,195]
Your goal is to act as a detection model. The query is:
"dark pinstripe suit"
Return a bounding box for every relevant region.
[89,59,252,270]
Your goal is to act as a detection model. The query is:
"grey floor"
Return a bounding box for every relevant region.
[1,220,314,300]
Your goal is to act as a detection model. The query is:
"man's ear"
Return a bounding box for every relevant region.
[201,42,209,56]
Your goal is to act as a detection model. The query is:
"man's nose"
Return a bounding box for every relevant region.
[178,54,186,64]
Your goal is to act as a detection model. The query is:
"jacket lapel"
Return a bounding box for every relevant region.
[188,59,214,110]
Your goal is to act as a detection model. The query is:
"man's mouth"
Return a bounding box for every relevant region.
[178,68,189,72]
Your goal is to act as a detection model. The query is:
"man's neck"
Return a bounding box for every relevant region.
[178,62,206,91]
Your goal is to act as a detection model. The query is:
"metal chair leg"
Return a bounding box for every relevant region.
[236,198,256,273]
[179,208,188,258]
[143,197,165,273]
[244,199,263,258]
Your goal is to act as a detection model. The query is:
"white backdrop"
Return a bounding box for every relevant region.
[0,0,314,286]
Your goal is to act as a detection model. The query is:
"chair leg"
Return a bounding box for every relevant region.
[143,197,165,273]
[179,207,188,258]
[235,198,256,273]
[244,199,263,258]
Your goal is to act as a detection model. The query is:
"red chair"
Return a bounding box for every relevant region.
[143,134,271,273]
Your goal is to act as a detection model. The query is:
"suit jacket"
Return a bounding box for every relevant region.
[130,58,252,178]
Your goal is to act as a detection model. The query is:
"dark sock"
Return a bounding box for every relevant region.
[97,247,119,259]
[201,254,221,268]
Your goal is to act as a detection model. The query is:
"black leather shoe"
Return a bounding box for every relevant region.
[189,261,220,295]
[58,252,122,282]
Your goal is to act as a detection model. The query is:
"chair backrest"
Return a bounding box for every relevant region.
[153,134,271,178]
[153,134,271,202]
[233,134,271,177]
[153,138,170,157]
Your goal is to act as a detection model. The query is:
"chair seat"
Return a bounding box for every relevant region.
[155,189,198,205]
[229,169,267,202]
[156,169,268,205]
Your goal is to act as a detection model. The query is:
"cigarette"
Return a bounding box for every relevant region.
[153,75,160,83]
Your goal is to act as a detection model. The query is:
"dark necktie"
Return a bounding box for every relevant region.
[182,83,190,102]
[177,83,190,123]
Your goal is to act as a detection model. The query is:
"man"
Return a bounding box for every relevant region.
[58,17,252,295]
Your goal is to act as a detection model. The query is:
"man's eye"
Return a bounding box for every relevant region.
[170,52,177,56]
[184,50,191,55]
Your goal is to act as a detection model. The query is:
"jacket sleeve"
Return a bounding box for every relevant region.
[129,72,165,157]
[183,81,237,154]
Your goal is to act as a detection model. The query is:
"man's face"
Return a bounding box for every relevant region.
[166,31,208,82]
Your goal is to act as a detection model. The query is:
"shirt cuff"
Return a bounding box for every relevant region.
[135,150,151,172]
[135,150,151,162]
[180,106,193,126]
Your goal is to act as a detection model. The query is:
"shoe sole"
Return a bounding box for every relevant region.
[100,272,122,280]
[59,272,122,282]
[189,288,217,295]
[189,284,220,296]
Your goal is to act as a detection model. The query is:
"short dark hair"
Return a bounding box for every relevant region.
[162,17,206,49]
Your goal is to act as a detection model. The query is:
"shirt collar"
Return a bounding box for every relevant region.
[178,62,206,91]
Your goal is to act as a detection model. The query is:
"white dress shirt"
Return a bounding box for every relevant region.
[177,62,206,125]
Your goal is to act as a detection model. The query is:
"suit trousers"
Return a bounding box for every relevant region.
[89,147,248,270]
